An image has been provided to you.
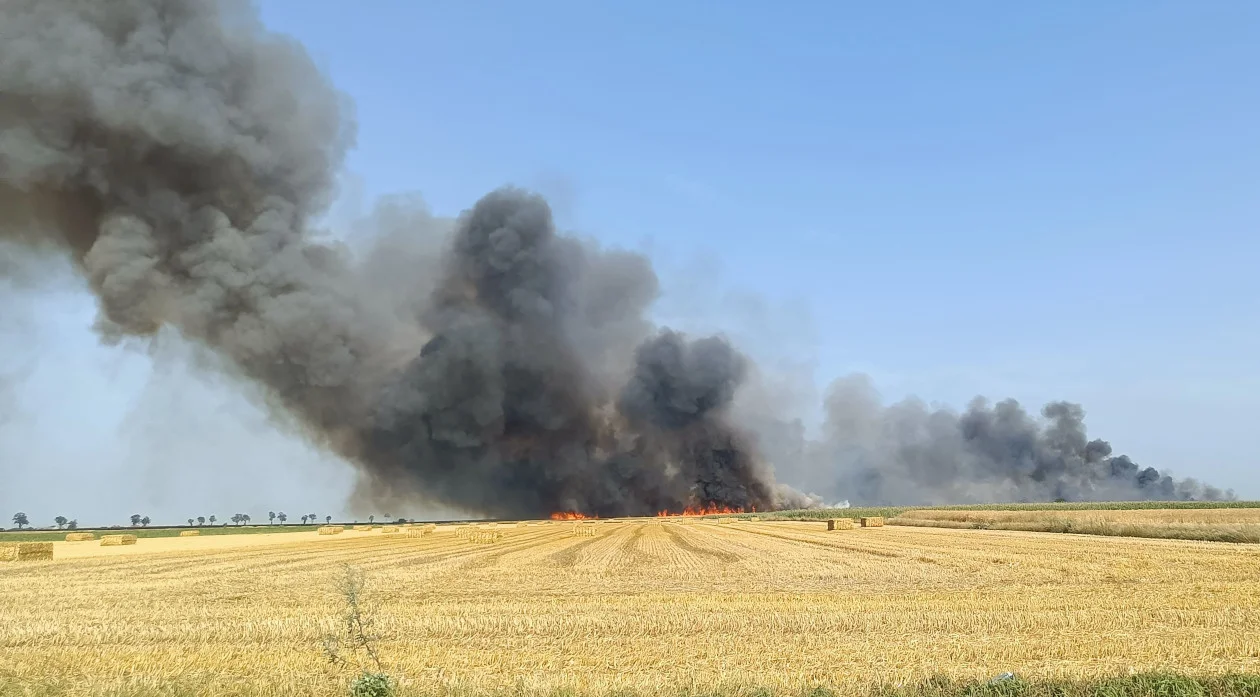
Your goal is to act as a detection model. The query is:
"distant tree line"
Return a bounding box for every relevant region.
[7,510,410,530]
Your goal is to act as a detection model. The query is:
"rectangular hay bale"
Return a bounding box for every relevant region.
[860,516,885,528]
[16,542,53,560]
[380,526,400,533]
[65,532,96,542]
[404,527,432,537]
[467,529,503,543]
[100,534,138,546]
[317,526,344,535]
[827,518,855,531]
[352,525,373,532]
[179,530,200,537]
[0,542,55,561]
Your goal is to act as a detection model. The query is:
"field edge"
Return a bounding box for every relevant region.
[3,672,1259,697]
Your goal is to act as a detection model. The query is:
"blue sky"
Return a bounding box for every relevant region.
[2,2,1257,525]
[256,1,1258,487]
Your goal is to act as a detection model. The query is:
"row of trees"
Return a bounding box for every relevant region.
[10,511,403,530]
[179,513,334,526]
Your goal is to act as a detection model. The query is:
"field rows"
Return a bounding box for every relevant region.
[2,520,1259,696]
[891,508,1260,543]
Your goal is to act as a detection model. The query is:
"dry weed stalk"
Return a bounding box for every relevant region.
[322,565,395,695]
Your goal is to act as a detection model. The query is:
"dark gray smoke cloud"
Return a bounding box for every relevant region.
[0,0,794,518]
[356,190,788,517]
[0,0,1227,515]
[789,375,1233,505]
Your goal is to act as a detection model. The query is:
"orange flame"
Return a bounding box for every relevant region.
[550,511,594,520]
[656,503,747,517]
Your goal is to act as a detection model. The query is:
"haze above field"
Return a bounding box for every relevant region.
[1,2,1257,524]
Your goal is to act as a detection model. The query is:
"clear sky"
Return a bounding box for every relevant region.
[2,2,1257,526]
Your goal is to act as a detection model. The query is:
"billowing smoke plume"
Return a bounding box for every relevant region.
[0,0,1228,515]
[0,0,794,518]
[357,189,792,516]
[782,375,1233,505]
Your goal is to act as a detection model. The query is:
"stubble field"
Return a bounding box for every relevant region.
[2,519,1259,697]
[890,507,1260,543]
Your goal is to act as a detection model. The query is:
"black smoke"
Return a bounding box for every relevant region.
[358,189,789,516]
[774,375,1233,505]
[0,0,795,517]
[0,0,1229,515]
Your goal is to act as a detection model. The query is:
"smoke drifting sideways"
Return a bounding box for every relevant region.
[0,246,35,425]
[0,0,1229,515]
[759,375,1233,506]
[0,0,805,518]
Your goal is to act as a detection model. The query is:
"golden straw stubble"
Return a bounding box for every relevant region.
[1,517,1258,695]
[889,508,1260,543]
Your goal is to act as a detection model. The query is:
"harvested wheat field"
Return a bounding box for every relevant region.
[892,507,1260,543]
[1,520,1258,696]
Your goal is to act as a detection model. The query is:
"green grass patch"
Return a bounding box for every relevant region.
[861,670,1260,695]
[862,672,1260,697]
[0,524,324,543]
[757,506,911,521]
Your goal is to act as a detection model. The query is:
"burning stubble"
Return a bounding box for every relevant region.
[0,0,1231,516]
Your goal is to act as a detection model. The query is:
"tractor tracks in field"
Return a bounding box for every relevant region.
[616,522,650,566]
[661,523,742,563]
[726,525,904,559]
[548,529,615,568]
[452,529,560,571]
